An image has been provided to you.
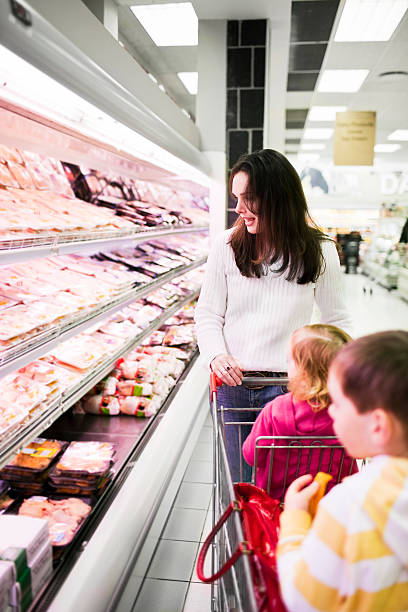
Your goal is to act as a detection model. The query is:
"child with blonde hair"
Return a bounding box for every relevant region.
[243,323,356,498]
[277,330,408,611]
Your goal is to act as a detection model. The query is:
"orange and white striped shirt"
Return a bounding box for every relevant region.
[277,455,408,611]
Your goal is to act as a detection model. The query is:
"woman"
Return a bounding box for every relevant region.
[195,149,352,482]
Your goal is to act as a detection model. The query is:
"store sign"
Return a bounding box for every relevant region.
[380,173,408,195]
[334,111,376,166]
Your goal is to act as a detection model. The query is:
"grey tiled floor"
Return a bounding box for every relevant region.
[134,409,213,612]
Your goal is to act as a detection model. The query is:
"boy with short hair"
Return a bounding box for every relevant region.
[277,330,408,611]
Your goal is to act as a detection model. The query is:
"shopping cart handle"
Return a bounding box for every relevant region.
[210,372,222,395]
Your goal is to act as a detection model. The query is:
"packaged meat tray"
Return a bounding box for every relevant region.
[0,439,67,475]
[17,496,92,547]
[48,471,112,497]
[54,441,115,478]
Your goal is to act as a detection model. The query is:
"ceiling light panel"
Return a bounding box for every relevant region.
[318,69,369,92]
[303,128,333,139]
[177,72,198,95]
[388,129,408,140]
[308,106,347,121]
[335,0,408,42]
[130,3,198,46]
[374,144,401,152]
[300,143,326,150]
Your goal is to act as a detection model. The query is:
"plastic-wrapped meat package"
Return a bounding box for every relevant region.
[19,360,60,385]
[142,330,165,346]
[56,441,115,475]
[125,303,163,326]
[46,364,83,393]
[116,380,153,397]
[119,360,155,382]
[6,162,35,189]
[0,304,42,340]
[0,295,18,311]
[0,281,39,304]
[47,334,108,372]
[137,345,190,361]
[119,395,160,417]
[98,320,141,339]
[82,394,120,416]
[24,163,53,190]
[0,163,19,188]
[0,145,23,164]
[18,496,92,546]
[163,324,196,346]
[91,332,125,353]
[0,404,27,436]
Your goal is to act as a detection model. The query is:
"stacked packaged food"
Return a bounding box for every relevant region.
[0,514,52,611]
[0,439,67,496]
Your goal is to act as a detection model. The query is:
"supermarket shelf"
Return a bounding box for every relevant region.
[0,256,206,379]
[0,288,200,469]
[0,224,209,264]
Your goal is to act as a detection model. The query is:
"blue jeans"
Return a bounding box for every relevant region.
[216,380,287,483]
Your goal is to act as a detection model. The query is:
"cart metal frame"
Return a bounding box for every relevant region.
[209,373,360,612]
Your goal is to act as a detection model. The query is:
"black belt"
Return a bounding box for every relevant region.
[242,370,287,377]
[241,371,288,389]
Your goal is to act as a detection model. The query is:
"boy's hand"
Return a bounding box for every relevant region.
[284,475,320,512]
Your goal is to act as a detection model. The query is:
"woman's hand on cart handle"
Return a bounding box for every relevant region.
[210,354,242,386]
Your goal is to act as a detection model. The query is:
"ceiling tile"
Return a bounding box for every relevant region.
[289,43,327,71]
[287,72,319,91]
[291,1,340,43]
[286,108,309,129]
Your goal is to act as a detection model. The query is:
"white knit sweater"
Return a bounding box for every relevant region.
[195,228,352,371]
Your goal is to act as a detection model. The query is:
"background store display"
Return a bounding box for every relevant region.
[361,217,406,290]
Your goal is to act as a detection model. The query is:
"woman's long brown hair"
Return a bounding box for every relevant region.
[229,149,326,283]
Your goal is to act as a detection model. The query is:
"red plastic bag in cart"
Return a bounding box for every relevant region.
[197,482,287,612]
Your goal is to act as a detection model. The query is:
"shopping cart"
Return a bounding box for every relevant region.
[207,372,360,612]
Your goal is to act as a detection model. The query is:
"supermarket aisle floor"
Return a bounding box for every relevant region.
[134,273,408,612]
[133,409,214,612]
[343,273,408,336]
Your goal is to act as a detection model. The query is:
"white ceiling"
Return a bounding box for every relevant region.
[116,0,408,167]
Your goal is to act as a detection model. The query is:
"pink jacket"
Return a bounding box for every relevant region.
[242,392,357,499]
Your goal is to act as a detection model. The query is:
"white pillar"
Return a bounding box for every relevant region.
[197,20,227,239]
[83,0,118,39]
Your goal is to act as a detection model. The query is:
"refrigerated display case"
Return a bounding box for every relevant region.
[0,5,211,608]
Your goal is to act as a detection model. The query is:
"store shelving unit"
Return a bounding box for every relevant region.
[0,224,208,264]
[0,13,211,609]
[0,254,206,377]
[361,217,405,290]
[0,286,201,469]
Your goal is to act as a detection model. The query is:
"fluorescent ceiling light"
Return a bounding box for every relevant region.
[177,72,198,95]
[308,106,347,121]
[388,129,408,140]
[300,143,326,150]
[130,3,198,46]
[318,69,369,92]
[147,73,158,84]
[303,128,333,140]
[158,84,166,93]
[374,144,401,152]
[335,0,408,42]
